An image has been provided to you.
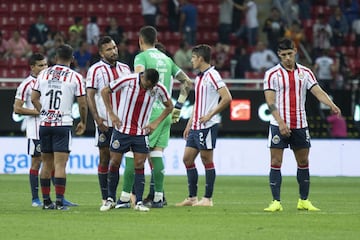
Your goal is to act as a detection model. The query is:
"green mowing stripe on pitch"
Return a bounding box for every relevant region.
[0,175,359,240]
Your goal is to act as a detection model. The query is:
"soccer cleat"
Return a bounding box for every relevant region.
[32,198,43,207]
[63,198,78,207]
[151,200,164,208]
[143,196,153,208]
[56,201,69,211]
[297,199,320,211]
[42,201,56,210]
[115,200,131,209]
[134,201,150,212]
[175,197,198,207]
[100,197,115,211]
[193,197,213,207]
[264,200,283,212]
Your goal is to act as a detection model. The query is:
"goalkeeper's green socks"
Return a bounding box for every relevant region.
[150,151,164,202]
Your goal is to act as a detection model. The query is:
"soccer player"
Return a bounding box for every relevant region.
[86,36,131,207]
[31,44,88,210]
[176,44,232,207]
[116,26,192,208]
[263,38,341,212]
[100,68,173,212]
[13,53,48,207]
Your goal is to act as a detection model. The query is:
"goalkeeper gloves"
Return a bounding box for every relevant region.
[171,101,183,123]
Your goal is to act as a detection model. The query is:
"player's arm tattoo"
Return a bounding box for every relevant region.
[268,104,277,113]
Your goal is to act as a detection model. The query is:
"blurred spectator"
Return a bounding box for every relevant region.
[47,36,65,66]
[86,16,100,45]
[173,40,192,72]
[234,0,259,46]
[105,17,126,45]
[328,7,349,47]
[232,46,251,78]
[7,30,32,59]
[232,0,245,32]
[0,31,9,59]
[283,0,300,26]
[73,40,92,74]
[69,16,85,38]
[67,29,82,50]
[43,31,64,52]
[284,20,305,53]
[312,14,332,57]
[340,0,359,28]
[250,41,279,73]
[117,39,133,68]
[262,7,286,53]
[212,43,231,71]
[27,14,50,45]
[298,0,311,21]
[352,15,360,46]
[313,49,336,94]
[333,51,352,90]
[218,0,235,45]
[155,42,173,58]
[168,0,180,32]
[326,113,347,138]
[141,0,163,27]
[179,0,198,46]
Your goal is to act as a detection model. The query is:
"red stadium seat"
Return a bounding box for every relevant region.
[29,3,47,16]
[245,71,264,79]
[10,3,28,17]
[0,3,10,17]
[49,3,68,18]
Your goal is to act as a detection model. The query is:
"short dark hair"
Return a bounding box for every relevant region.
[277,38,295,51]
[56,44,74,61]
[144,68,159,86]
[139,26,157,45]
[97,35,114,50]
[29,53,45,66]
[192,44,212,63]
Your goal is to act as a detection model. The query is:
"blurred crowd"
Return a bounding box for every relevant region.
[1,0,360,92]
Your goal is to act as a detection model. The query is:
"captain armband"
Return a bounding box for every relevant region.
[268,104,277,113]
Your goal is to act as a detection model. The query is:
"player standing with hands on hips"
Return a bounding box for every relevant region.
[263,38,341,212]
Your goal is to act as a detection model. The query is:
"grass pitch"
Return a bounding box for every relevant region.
[0,174,359,240]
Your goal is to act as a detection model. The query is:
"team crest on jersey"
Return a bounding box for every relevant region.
[112,140,120,149]
[272,135,280,144]
[298,71,304,80]
[36,144,41,153]
[150,89,156,97]
[99,133,106,142]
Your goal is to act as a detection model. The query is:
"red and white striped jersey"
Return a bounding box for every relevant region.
[14,75,40,139]
[263,63,318,129]
[109,73,170,136]
[192,66,226,130]
[86,60,131,127]
[33,65,86,127]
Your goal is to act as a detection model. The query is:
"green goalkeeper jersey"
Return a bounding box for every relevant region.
[134,48,181,113]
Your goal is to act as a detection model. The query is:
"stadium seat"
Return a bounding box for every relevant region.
[0,3,9,17]
[68,3,87,18]
[29,3,47,16]
[87,3,106,17]
[49,3,68,18]
[245,71,264,79]
[10,3,28,17]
